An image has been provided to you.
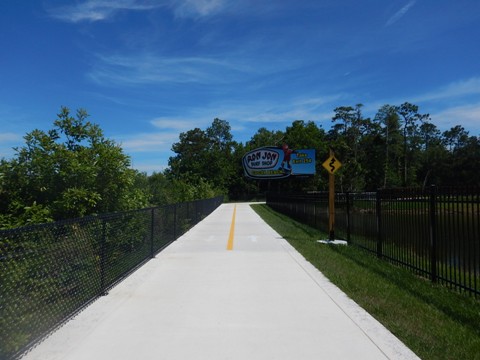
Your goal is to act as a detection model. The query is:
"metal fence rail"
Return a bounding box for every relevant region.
[0,196,223,360]
[267,186,479,297]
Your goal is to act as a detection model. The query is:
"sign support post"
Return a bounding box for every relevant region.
[328,149,335,240]
[320,148,346,245]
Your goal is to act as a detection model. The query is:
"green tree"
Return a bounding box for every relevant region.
[373,105,403,188]
[357,118,385,190]
[0,107,148,228]
[441,126,480,185]
[167,118,235,197]
[329,104,368,191]
[245,127,284,150]
[205,118,237,193]
[417,121,445,187]
[283,120,327,191]
[283,120,326,150]
[146,171,171,205]
[396,102,430,186]
[168,127,210,178]
[451,135,480,186]
[230,142,263,200]
[442,125,469,151]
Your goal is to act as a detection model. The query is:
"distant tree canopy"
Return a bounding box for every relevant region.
[1,102,478,228]
[166,118,236,196]
[166,102,478,197]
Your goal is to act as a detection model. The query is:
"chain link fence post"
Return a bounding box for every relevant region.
[100,218,108,296]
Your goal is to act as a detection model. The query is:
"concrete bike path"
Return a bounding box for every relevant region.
[23,203,419,360]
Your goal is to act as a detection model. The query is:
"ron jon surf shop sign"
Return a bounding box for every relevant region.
[242,146,315,179]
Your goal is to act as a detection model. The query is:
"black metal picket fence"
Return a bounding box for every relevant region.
[0,196,223,360]
[267,186,479,296]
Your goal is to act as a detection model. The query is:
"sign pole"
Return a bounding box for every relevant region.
[328,149,335,241]
[320,149,345,245]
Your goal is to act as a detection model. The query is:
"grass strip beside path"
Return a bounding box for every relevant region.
[251,204,480,360]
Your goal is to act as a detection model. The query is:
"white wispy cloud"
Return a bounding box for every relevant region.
[385,0,416,27]
[368,77,480,117]
[151,100,331,129]
[432,104,480,132]
[118,131,179,152]
[88,53,254,86]
[46,0,229,22]
[121,93,342,151]
[0,133,22,159]
[366,77,480,132]
[0,132,22,142]
[234,95,342,125]
[46,0,165,23]
[151,117,210,131]
[172,0,230,18]
[415,77,480,103]
[241,109,331,124]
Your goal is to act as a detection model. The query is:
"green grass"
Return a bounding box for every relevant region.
[251,204,480,360]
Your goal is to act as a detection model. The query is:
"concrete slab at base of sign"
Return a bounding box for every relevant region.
[317,239,348,245]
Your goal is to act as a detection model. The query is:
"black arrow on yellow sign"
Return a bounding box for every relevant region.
[322,155,342,175]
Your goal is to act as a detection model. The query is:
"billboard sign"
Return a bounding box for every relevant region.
[242,146,316,179]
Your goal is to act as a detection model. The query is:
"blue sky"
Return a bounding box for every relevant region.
[1,1,480,174]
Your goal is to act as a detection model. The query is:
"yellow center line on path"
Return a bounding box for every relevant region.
[227,205,237,251]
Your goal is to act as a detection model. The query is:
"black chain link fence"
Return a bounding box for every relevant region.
[0,196,223,360]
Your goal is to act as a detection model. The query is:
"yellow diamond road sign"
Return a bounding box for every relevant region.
[322,155,342,175]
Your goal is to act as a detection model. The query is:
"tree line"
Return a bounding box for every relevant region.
[1,104,478,228]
